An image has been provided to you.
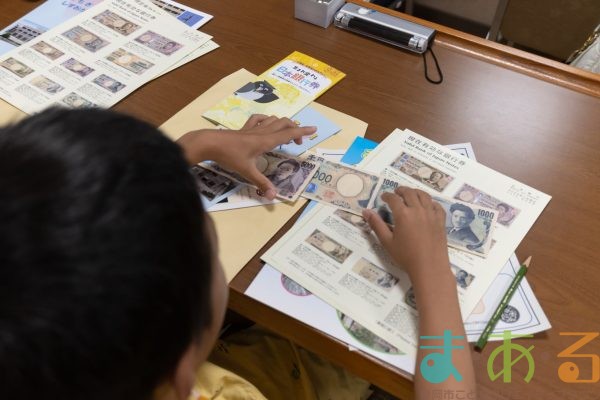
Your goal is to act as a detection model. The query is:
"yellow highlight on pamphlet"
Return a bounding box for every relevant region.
[202,51,345,129]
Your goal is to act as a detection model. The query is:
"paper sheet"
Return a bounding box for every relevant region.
[159,69,368,282]
[0,0,213,113]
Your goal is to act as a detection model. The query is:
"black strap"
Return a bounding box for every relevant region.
[422,47,443,84]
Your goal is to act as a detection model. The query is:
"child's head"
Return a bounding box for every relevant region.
[0,108,227,400]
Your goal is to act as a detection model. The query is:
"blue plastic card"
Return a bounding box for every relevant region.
[275,106,341,156]
[340,136,378,166]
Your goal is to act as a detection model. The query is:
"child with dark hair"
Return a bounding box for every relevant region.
[0,108,475,400]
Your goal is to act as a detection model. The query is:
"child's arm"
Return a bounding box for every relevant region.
[176,114,316,200]
[363,187,477,400]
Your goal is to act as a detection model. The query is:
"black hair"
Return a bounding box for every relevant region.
[0,108,213,400]
[277,159,300,172]
[449,203,475,220]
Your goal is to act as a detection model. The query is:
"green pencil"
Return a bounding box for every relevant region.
[475,256,532,351]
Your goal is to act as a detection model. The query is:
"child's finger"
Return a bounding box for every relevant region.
[243,166,277,200]
[362,209,393,246]
[242,114,269,129]
[415,189,433,208]
[394,187,420,207]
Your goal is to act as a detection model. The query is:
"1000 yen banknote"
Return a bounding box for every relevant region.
[200,152,320,202]
[303,157,379,215]
[454,183,520,226]
[367,168,498,257]
[390,152,454,193]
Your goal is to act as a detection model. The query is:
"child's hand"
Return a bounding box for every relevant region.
[362,187,450,281]
[177,115,316,200]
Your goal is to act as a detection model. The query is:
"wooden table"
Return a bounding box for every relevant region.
[3,1,600,399]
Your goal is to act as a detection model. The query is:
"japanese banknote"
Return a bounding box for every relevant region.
[200,152,320,202]
[302,155,379,215]
[368,168,498,257]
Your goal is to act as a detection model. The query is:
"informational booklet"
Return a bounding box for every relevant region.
[262,129,551,357]
[0,0,212,113]
[0,0,212,56]
[203,51,346,129]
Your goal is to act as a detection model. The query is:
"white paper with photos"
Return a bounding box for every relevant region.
[262,202,420,357]
[359,129,551,319]
[0,0,212,113]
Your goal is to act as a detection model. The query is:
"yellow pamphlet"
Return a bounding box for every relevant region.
[202,51,345,129]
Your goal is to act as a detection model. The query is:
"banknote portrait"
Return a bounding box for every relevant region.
[450,264,475,289]
[338,312,400,354]
[333,209,370,231]
[61,58,95,77]
[234,81,279,103]
[280,274,311,296]
[106,49,154,75]
[351,258,399,290]
[134,31,182,55]
[190,165,238,202]
[30,75,64,94]
[390,152,453,192]
[454,183,520,226]
[264,159,304,197]
[31,41,64,60]
[93,10,140,35]
[61,92,93,108]
[305,229,352,264]
[62,26,110,52]
[1,57,34,78]
[92,74,126,93]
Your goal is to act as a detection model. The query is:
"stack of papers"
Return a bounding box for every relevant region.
[0,0,217,113]
[254,128,551,361]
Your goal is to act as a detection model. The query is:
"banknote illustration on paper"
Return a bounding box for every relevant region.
[454,183,520,226]
[62,26,110,52]
[303,159,379,215]
[305,229,352,263]
[390,152,453,192]
[338,312,402,354]
[352,258,400,291]
[333,209,370,232]
[368,168,497,256]
[134,31,182,55]
[201,152,320,201]
[190,165,240,207]
[450,264,475,289]
[106,48,155,75]
[31,41,64,60]
[93,10,140,36]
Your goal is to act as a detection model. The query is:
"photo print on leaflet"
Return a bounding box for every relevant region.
[1,57,34,78]
[62,26,110,52]
[351,258,399,291]
[337,312,401,354]
[32,41,64,60]
[61,58,95,77]
[93,10,140,36]
[134,31,182,55]
[305,229,352,264]
[234,81,279,103]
